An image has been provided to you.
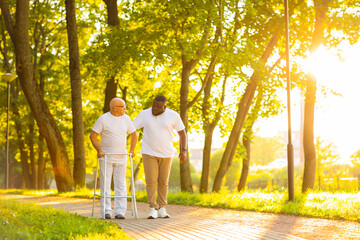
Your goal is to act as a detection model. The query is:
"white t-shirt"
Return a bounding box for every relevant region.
[133,108,185,158]
[92,112,136,161]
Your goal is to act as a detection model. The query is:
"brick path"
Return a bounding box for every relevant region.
[2,194,306,240]
[118,216,304,240]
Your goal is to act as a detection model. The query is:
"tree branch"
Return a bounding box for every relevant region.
[0,0,15,42]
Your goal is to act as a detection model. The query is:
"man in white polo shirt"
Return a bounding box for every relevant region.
[90,98,137,219]
[133,95,187,219]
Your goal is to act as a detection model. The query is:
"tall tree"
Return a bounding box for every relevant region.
[199,0,247,193]
[213,29,281,192]
[176,0,216,192]
[200,74,226,193]
[65,0,86,188]
[212,0,301,192]
[158,0,222,192]
[237,90,262,191]
[237,52,285,191]
[36,26,48,189]
[102,0,119,112]
[0,0,74,192]
[302,0,332,192]
[0,17,32,188]
[11,82,31,188]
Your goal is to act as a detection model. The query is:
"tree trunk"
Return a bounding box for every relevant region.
[0,0,74,192]
[198,1,225,193]
[65,0,86,188]
[238,133,250,191]
[178,51,218,192]
[9,81,32,188]
[212,75,257,192]
[237,87,263,191]
[104,0,120,26]
[302,74,317,191]
[37,68,46,189]
[120,85,127,102]
[28,116,37,189]
[179,55,217,192]
[200,74,214,194]
[103,76,117,113]
[200,73,225,193]
[302,0,331,192]
[16,118,31,188]
[179,59,194,192]
[200,126,214,193]
[37,133,45,189]
[212,31,280,192]
[1,23,32,189]
[102,0,120,113]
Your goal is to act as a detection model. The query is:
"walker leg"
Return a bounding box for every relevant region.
[130,155,138,219]
[97,153,138,219]
[102,155,107,219]
[92,157,100,217]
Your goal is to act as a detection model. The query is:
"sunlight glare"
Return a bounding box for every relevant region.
[303,46,344,90]
[301,44,360,94]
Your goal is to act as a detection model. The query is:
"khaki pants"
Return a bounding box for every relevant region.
[142,154,172,209]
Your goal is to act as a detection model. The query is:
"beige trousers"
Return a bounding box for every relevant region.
[142,154,172,209]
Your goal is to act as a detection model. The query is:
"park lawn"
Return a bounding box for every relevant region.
[0,197,130,240]
[1,188,359,222]
[164,190,360,222]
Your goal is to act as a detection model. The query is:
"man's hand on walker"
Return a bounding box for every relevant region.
[97,150,105,158]
[129,150,136,158]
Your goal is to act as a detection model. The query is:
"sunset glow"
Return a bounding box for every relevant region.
[256,43,360,164]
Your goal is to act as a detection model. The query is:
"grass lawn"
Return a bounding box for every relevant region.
[0,197,130,240]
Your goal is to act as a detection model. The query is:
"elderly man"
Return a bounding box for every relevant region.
[90,98,137,219]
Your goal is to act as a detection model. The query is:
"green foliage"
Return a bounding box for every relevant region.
[316,137,340,170]
[314,137,345,190]
[0,198,130,240]
[208,150,241,190]
[169,158,181,190]
[316,164,359,192]
[351,149,360,168]
[246,170,273,189]
[169,157,199,191]
[246,167,304,192]
[250,135,285,166]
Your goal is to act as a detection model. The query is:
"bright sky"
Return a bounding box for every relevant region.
[256,42,360,164]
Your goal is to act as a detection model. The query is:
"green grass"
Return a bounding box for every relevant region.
[1,188,360,222]
[0,197,130,240]
[165,190,360,221]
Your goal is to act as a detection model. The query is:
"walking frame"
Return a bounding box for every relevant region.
[91,153,138,219]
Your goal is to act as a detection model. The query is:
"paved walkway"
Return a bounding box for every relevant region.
[2,194,307,240]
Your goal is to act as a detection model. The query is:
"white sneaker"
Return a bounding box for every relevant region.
[158,207,170,218]
[148,208,158,219]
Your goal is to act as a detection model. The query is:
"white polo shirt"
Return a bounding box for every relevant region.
[133,108,185,158]
[92,112,136,161]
